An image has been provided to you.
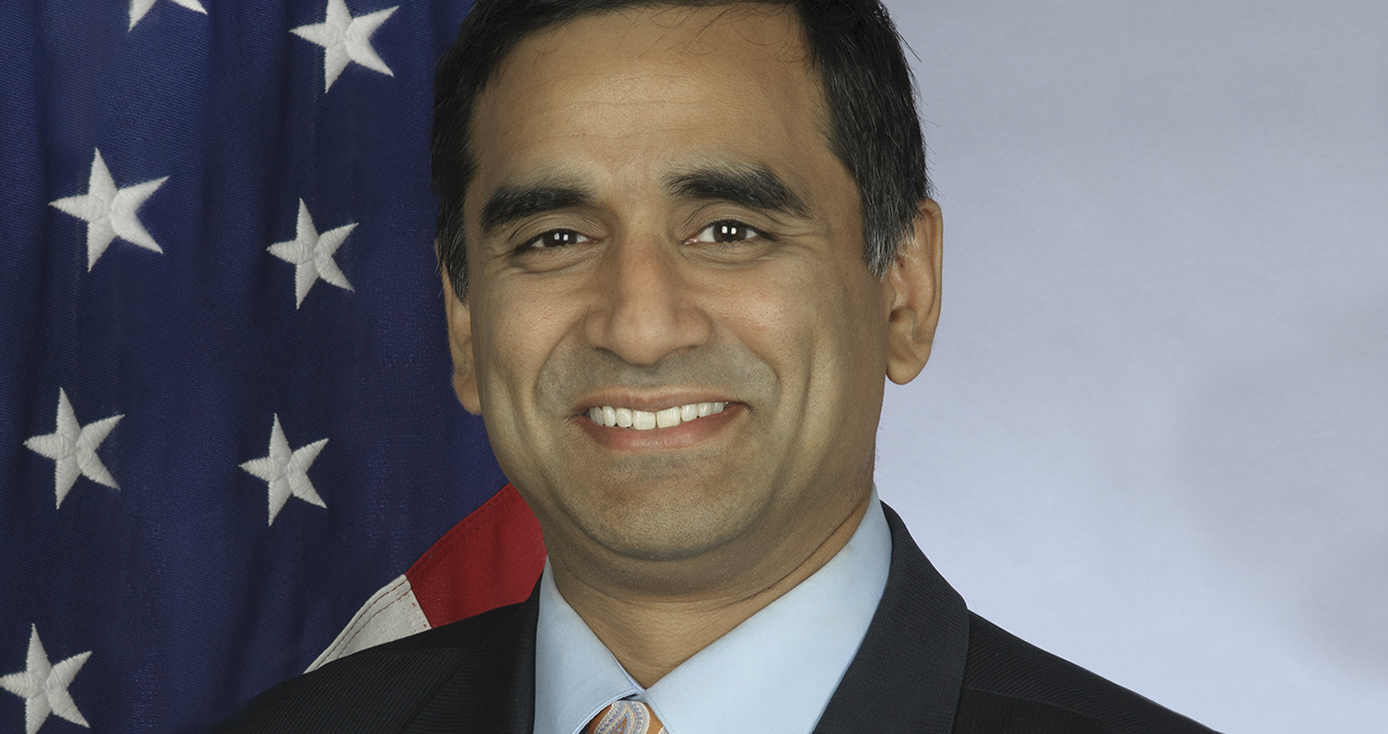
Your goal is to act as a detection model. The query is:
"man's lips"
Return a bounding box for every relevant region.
[571,396,743,450]
[583,401,728,430]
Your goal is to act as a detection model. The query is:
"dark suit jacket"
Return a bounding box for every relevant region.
[215,506,1219,733]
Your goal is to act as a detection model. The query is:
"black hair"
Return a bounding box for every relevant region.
[433,0,928,297]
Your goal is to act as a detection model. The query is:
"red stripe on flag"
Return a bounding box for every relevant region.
[404,483,546,626]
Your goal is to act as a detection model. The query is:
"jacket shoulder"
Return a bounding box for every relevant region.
[211,602,526,734]
[956,613,1219,734]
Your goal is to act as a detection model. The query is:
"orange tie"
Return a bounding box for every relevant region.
[585,700,667,734]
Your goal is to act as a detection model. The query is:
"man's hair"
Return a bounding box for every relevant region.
[433,0,928,297]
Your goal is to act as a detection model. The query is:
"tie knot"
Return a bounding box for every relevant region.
[585,699,666,734]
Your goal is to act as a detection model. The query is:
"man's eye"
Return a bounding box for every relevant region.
[691,220,761,244]
[525,229,590,249]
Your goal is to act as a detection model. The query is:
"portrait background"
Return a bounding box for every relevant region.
[878,2,1388,731]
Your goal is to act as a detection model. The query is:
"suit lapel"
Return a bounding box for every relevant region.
[403,586,540,734]
[814,503,970,734]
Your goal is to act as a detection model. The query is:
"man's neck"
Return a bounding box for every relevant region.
[548,495,872,688]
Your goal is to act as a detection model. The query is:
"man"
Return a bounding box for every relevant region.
[218,1,1219,732]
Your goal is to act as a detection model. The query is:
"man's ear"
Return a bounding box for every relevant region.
[439,256,483,414]
[884,198,943,385]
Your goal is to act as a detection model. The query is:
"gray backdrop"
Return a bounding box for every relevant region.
[876,2,1388,731]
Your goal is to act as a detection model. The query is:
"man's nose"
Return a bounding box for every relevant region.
[583,238,711,366]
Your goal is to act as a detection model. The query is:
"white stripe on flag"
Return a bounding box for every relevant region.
[306,574,431,672]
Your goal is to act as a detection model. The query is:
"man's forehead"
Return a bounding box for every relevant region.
[464,3,837,216]
[474,4,817,117]
[508,3,810,65]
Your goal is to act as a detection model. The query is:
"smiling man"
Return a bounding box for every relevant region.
[217,1,1218,732]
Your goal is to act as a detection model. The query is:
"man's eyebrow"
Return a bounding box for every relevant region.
[664,163,808,217]
[478,180,595,236]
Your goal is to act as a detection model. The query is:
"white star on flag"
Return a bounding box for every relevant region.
[0,626,92,734]
[23,389,123,509]
[268,199,356,308]
[127,0,207,31]
[48,148,167,271]
[291,0,398,92]
[240,415,329,525]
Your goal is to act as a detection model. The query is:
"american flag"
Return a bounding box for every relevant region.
[0,1,544,731]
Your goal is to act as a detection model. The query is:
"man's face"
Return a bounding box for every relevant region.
[446,5,938,587]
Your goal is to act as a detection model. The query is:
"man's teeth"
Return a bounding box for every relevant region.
[587,402,727,430]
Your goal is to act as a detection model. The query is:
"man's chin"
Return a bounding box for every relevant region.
[563,490,768,567]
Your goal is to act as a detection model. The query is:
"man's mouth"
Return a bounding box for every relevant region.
[585,402,728,430]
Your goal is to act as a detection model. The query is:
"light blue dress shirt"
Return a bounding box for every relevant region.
[533,494,892,734]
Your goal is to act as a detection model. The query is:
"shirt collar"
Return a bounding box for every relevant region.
[534,492,892,734]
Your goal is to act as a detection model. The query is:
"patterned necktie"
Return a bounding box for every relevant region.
[585,700,667,734]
